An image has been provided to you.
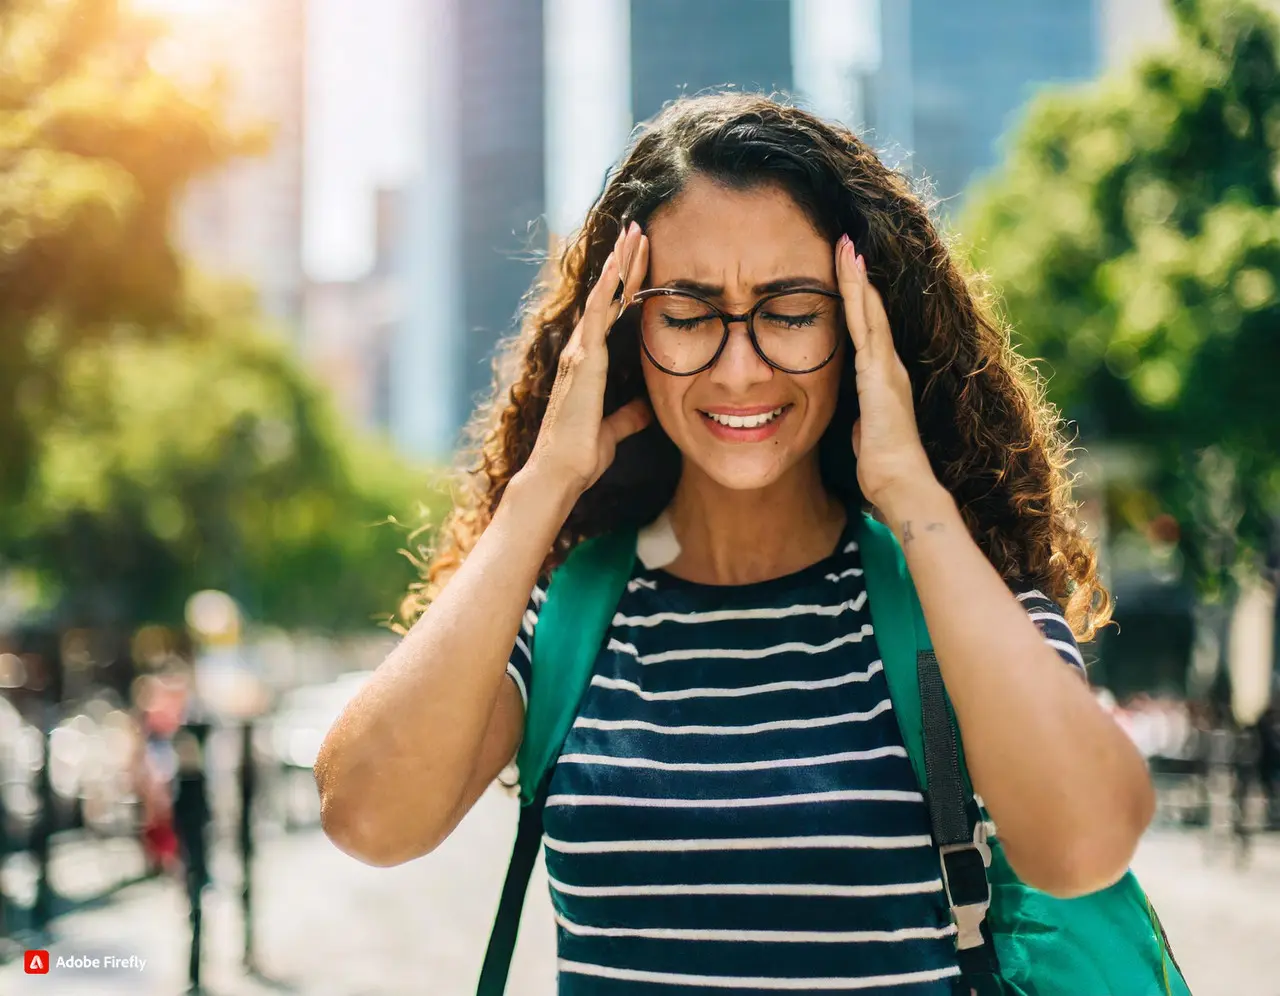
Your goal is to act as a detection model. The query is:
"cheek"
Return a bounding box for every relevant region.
[801,360,843,429]
[641,358,685,427]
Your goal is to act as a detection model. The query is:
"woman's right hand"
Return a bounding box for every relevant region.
[525,221,652,498]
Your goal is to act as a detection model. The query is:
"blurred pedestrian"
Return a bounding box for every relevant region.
[130,669,189,876]
[134,726,179,876]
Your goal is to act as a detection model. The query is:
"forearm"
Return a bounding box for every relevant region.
[880,481,1154,896]
[315,466,575,860]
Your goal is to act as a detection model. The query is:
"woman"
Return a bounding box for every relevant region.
[316,93,1155,993]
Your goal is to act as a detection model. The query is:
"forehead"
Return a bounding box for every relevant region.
[644,176,832,286]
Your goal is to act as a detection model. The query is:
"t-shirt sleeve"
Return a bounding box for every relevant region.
[505,583,546,712]
[1013,586,1087,673]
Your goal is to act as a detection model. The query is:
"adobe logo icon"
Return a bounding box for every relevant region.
[24,949,50,974]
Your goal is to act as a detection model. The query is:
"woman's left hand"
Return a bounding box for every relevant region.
[835,235,939,513]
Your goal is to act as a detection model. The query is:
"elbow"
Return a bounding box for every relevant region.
[1015,779,1157,899]
[1026,844,1132,900]
[314,753,452,867]
[318,785,402,867]
[318,778,439,867]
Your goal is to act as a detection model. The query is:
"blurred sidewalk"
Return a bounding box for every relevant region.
[2,784,1277,995]
[1,785,556,996]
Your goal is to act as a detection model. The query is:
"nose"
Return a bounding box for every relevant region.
[707,318,773,389]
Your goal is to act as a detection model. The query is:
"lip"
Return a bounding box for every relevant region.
[699,404,790,416]
[697,403,792,442]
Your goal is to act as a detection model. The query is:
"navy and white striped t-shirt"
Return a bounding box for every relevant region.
[506,520,1084,995]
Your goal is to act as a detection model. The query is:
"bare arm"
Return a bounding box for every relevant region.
[314,469,574,866]
[835,236,1152,897]
[886,482,1154,898]
[314,223,652,867]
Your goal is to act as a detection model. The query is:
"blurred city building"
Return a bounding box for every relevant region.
[143,0,308,330]
[302,189,400,433]
[792,0,884,133]
[392,0,547,458]
[630,0,793,123]
[876,0,1100,203]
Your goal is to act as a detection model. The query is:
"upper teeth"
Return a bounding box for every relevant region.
[706,407,785,429]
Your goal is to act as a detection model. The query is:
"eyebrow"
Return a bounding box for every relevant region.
[662,276,834,296]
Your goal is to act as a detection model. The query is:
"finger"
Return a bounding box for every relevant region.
[619,226,649,310]
[836,235,870,356]
[578,249,621,347]
[602,397,653,446]
[851,417,862,461]
[858,257,895,357]
[602,224,649,339]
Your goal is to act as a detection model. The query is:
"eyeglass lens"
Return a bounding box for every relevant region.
[639,291,841,373]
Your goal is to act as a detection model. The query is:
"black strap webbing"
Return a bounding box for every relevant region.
[476,778,548,996]
[918,649,973,849]
[917,649,1002,995]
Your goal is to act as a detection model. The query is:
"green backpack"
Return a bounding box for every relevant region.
[478,511,1192,996]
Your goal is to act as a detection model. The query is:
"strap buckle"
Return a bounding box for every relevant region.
[939,839,991,951]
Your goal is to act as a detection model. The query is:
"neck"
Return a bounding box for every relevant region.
[663,456,847,585]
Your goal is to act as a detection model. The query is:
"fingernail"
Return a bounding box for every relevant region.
[838,234,851,251]
[629,221,640,236]
[856,254,866,274]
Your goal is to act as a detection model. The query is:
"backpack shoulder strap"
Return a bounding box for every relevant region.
[859,511,1000,984]
[857,511,932,788]
[515,528,638,805]
[479,528,635,996]
[857,510,976,807]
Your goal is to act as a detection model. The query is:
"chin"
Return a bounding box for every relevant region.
[689,450,797,492]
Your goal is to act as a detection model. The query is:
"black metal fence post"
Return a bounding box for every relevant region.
[0,772,8,945]
[239,720,256,972]
[31,712,55,936]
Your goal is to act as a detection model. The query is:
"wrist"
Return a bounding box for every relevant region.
[506,461,583,526]
[874,476,956,533]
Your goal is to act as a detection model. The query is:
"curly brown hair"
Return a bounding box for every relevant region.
[404,92,1111,642]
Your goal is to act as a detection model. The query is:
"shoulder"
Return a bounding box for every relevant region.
[1012,585,1087,673]
[505,583,548,710]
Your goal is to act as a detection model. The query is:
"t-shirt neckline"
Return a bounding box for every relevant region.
[642,512,861,597]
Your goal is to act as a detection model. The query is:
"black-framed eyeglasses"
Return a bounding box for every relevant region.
[622,287,845,376]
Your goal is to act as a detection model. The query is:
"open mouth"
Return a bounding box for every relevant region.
[698,405,792,430]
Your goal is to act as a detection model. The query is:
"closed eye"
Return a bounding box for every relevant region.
[661,315,716,330]
[760,311,820,328]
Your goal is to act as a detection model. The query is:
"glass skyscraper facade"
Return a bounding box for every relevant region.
[630,0,793,123]
[395,0,546,457]
[882,0,1100,201]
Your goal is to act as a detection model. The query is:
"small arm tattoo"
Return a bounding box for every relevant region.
[900,520,945,547]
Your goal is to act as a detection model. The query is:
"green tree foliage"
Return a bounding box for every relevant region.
[0,0,255,506]
[964,0,1280,595]
[0,0,443,631]
[10,283,445,631]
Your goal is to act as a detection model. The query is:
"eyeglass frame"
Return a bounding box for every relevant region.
[621,286,846,377]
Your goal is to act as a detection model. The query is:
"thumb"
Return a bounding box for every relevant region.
[602,397,653,447]
[851,417,862,460]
